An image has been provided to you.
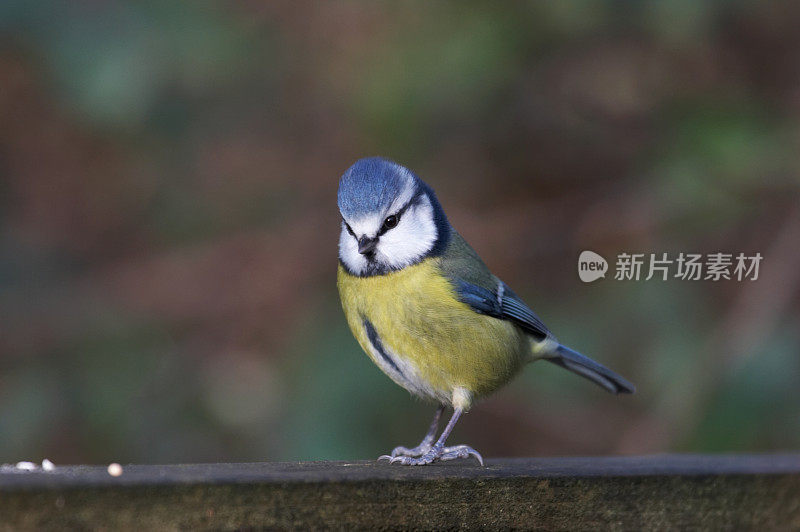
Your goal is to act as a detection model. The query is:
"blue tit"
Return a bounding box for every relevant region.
[337,157,635,466]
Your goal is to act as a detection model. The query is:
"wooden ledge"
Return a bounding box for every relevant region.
[1,454,799,529]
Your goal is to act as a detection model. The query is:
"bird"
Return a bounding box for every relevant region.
[336,157,635,466]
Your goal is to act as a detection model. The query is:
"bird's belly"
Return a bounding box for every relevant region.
[337,260,529,404]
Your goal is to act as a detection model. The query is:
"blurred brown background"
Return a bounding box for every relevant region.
[1,1,799,464]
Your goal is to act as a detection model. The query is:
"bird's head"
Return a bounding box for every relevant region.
[337,157,450,276]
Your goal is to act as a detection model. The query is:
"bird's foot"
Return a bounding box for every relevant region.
[379,444,483,466]
[377,442,432,460]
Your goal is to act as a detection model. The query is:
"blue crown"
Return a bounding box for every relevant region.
[337,157,418,219]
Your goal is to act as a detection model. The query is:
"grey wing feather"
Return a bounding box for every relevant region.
[454,279,550,341]
[496,283,551,341]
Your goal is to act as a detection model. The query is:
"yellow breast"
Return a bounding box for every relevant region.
[337,259,529,407]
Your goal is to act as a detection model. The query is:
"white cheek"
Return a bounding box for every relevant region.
[374,200,437,269]
[339,226,367,274]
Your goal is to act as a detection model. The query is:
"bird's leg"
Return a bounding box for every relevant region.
[386,407,484,466]
[378,405,444,460]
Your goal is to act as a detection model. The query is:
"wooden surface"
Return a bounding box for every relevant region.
[1,454,799,530]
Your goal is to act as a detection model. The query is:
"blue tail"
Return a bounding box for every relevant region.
[546,345,635,395]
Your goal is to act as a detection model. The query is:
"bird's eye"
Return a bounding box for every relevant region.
[381,215,398,233]
[344,221,355,236]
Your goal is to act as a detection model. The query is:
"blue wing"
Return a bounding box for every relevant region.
[455,279,551,342]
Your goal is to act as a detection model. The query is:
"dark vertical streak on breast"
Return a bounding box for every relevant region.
[362,318,404,377]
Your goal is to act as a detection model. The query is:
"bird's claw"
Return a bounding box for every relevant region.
[439,444,484,466]
[376,442,433,461]
[378,444,483,466]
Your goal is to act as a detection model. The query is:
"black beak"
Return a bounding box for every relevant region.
[358,236,378,256]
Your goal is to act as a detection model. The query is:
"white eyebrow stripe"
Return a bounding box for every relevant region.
[387,182,415,216]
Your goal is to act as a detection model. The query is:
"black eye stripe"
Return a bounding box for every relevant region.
[378,213,399,235]
[377,195,419,236]
[343,221,355,236]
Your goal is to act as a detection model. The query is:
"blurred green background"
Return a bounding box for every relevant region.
[1,1,799,465]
